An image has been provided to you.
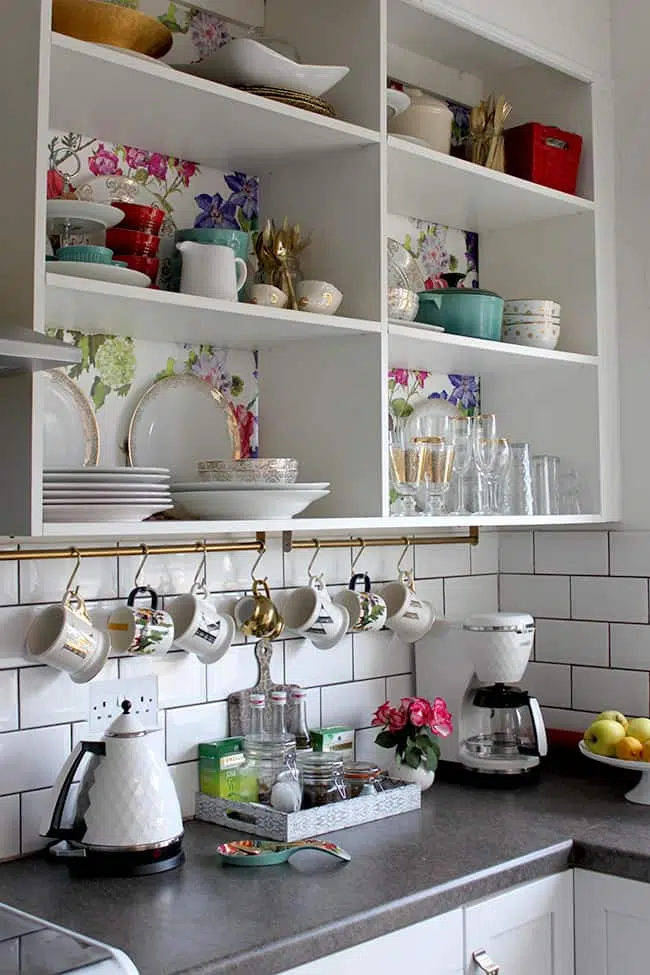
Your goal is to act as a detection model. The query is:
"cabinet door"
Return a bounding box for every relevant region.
[575,869,650,975]
[464,873,574,975]
[280,907,463,975]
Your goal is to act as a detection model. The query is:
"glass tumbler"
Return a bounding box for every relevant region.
[532,455,560,515]
[503,442,534,515]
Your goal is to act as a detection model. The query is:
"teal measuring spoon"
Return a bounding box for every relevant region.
[217,839,351,867]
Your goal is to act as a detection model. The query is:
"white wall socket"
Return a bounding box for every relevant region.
[88,676,159,735]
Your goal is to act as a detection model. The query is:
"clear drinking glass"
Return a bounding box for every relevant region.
[406,405,450,444]
[472,414,497,515]
[503,442,534,516]
[449,416,473,515]
[389,430,423,517]
[417,439,455,515]
[559,469,582,515]
[532,455,560,515]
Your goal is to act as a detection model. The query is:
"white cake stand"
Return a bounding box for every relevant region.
[579,740,650,804]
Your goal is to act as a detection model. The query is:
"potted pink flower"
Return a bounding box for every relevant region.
[372,696,453,791]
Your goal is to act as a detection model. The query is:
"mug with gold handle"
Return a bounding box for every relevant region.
[235,578,285,640]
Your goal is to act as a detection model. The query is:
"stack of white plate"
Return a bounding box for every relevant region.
[171,482,330,520]
[43,467,173,523]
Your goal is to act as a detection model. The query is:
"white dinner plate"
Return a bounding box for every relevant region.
[172,488,329,520]
[44,371,99,468]
[46,199,125,230]
[43,502,172,523]
[44,494,173,504]
[47,262,150,288]
[128,374,240,480]
[172,481,329,493]
[44,484,171,494]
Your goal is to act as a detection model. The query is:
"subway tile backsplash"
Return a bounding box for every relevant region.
[0,536,497,860]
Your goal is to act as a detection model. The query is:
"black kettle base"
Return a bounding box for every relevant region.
[49,838,185,877]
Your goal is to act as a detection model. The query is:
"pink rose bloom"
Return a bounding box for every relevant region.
[234,404,257,459]
[389,368,409,386]
[429,697,453,737]
[372,701,394,727]
[88,144,121,176]
[424,274,449,290]
[46,169,64,199]
[388,706,408,733]
[125,146,150,170]
[176,159,198,186]
[408,698,431,727]
[148,152,168,180]
[415,370,429,389]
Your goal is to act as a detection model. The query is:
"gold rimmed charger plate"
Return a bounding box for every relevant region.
[236,86,337,118]
[45,370,100,468]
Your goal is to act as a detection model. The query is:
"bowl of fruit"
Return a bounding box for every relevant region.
[580,711,650,804]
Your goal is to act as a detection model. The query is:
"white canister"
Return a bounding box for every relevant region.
[388,88,453,154]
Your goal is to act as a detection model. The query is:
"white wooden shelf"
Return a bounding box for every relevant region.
[388,322,598,374]
[387,137,595,232]
[45,275,381,347]
[49,35,380,171]
[0,327,81,374]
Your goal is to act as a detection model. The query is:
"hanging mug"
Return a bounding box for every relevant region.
[234,578,284,640]
[25,588,108,683]
[379,571,435,643]
[167,592,235,664]
[108,586,174,657]
[334,574,387,633]
[283,575,350,650]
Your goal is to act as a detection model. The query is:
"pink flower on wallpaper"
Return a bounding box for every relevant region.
[148,152,168,181]
[88,144,121,176]
[389,367,409,387]
[124,146,150,170]
[46,169,65,199]
[414,370,430,388]
[234,404,257,458]
[424,274,449,290]
[175,159,198,187]
[189,10,231,58]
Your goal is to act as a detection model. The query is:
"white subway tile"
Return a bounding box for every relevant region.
[0,671,17,732]
[444,575,498,619]
[354,727,390,768]
[284,636,352,687]
[500,532,533,573]
[610,531,650,576]
[414,541,470,579]
[611,624,650,670]
[20,661,118,729]
[304,686,321,730]
[571,577,648,623]
[166,701,228,763]
[351,543,413,585]
[321,678,386,730]
[411,579,444,616]
[283,545,351,588]
[523,662,571,708]
[470,531,499,575]
[119,651,206,709]
[0,725,70,794]
[117,549,196,598]
[20,788,52,854]
[387,674,415,701]
[535,619,609,666]
[572,666,650,716]
[534,532,608,576]
[0,546,18,607]
[0,605,42,669]
[207,537,284,593]
[0,795,19,860]
[170,761,199,818]
[500,575,570,620]
[20,546,118,604]
[353,631,412,680]
[541,707,597,733]
[206,641,283,702]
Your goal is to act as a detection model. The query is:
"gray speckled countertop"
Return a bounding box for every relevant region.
[0,766,649,975]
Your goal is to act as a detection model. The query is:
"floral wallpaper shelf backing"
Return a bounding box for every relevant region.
[386,214,479,291]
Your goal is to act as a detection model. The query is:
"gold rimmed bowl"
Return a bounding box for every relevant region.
[197,458,299,484]
[52,0,173,58]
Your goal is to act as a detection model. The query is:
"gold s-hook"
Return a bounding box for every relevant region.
[306,539,322,582]
[62,548,82,600]
[191,539,209,596]
[134,544,150,588]
[396,537,411,577]
[351,537,366,571]
[250,539,266,581]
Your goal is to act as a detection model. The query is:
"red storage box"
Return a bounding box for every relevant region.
[504,122,583,195]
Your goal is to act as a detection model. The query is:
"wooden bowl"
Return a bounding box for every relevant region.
[52,0,173,58]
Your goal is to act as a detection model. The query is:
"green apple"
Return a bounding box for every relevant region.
[596,710,628,731]
[626,717,650,744]
[583,719,626,757]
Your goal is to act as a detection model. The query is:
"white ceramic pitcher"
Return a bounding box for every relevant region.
[177,241,247,301]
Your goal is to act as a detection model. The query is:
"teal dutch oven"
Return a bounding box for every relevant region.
[416,288,504,341]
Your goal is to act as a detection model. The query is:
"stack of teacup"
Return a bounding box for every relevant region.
[502,298,561,350]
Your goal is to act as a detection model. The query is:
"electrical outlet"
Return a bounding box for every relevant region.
[88,676,159,735]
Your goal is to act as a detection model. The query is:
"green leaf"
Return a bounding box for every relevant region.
[134,167,149,185]
[403,745,421,769]
[87,334,107,366]
[374,730,395,749]
[115,383,131,398]
[231,375,244,397]
[391,398,414,419]
[236,207,252,233]
[68,364,83,380]
[90,376,110,412]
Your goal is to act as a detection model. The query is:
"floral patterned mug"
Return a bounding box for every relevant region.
[108,587,174,657]
[334,574,387,633]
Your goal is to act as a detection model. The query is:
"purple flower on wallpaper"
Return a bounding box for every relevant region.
[447,374,479,409]
[224,171,259,221]
[189,10,231,58]
[465,231,479,274]
[429,390,449,401]
[188,349,232,394]
[194,191,239,229]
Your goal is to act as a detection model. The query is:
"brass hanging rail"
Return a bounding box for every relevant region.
[282,527,479,553]
[0,532,266,563]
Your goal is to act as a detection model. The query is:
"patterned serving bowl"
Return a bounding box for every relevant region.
[197,458,299,484]
[502,321,560,350]
[388,287,419,322]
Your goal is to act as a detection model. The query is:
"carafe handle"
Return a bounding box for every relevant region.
[40,739,106,840]
[528,696,548,757]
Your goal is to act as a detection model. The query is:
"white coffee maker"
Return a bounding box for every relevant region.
[415,611,547,785]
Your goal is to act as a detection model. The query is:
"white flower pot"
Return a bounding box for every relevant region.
[389,754,435,792]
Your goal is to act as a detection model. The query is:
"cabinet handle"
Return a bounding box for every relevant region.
[472,950,500,974]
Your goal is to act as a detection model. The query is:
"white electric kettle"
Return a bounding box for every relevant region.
[42,700,184,875]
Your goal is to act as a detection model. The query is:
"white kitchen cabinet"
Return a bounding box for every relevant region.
[464,872,574,975]
[574,869,650,975]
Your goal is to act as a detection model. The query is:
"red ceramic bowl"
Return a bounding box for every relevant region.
[114,254,159,282]
[110,202,165,234]
[106,228,161,256]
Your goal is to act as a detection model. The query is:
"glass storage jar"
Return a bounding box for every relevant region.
[343,762,384,798]
[298,753,347,808]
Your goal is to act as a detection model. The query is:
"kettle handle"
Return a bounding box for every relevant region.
[528,696,548,757]
[40,739,106,840]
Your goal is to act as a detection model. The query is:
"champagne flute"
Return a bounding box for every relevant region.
[449,416,472,515]
[472,414,497,515]
[485,438,512,513]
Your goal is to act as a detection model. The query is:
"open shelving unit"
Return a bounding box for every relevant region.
[0,0,617,539]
